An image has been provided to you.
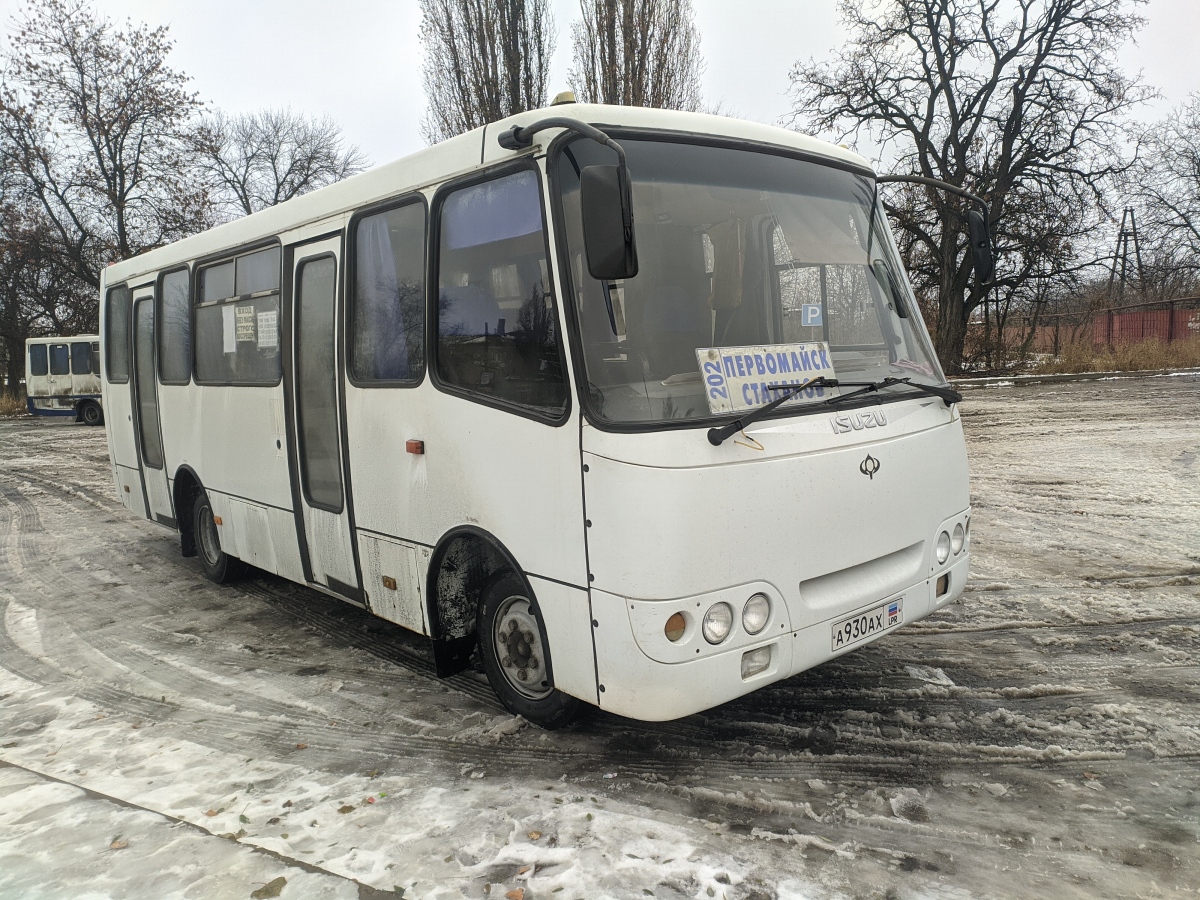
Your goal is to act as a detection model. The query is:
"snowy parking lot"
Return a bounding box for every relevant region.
[1,375,1197,900]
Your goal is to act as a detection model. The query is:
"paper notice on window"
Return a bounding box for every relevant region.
[695,342,836,414]
[257,310,278,349]
[222,305,236,354]
[236,305,256,342]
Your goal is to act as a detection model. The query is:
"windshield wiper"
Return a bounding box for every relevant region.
[827,377,962,407]
[707,377,839,446]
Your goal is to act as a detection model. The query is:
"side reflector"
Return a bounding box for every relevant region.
[741,645,773,679]
[212,515,223,526]
[936,573,950,597]
[406,439,424,455]
[122,485,130,493]
[381,575,397,591]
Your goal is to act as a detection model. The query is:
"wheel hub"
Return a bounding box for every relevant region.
[493,595,551,700]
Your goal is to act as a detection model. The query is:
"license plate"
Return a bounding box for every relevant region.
[831,597,903,652]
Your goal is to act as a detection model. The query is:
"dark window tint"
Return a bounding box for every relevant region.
[70,341,92,375]
[195,247,282,385]
[90,342,100,376]
[351,203,426,383]
[50,344,70,375]
[295,257,343,510]
[236,247,280,295]
[200,261,234,302]
[106,285,131,381]
[436,170,566,416]
[28,344,48,376]
[134,300,165,468]
[195,295,281,384]
[159,268,191,383]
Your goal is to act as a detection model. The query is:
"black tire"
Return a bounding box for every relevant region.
[79,401,104,426]
[192,487,242,584]
[477,571,584,729]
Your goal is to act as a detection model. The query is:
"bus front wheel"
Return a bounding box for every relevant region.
[478,572,583,730]
[193,488,242,584]
[79,401,103,426]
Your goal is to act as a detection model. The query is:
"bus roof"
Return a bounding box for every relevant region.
[103,104,871,287]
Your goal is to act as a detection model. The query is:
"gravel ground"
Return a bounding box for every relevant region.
[0,375,1197,900]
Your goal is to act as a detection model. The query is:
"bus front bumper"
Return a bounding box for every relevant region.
[590,552,969,721]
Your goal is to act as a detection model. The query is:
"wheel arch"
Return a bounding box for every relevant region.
[425,525,552,680]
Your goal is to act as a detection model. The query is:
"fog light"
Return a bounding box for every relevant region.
[702,602,733,644]
[741,645,772,679]
[664,612,686,642]
[951,523,965,555]
[936,573,950,597]
[936,531,951,564]
[742,593,770,635]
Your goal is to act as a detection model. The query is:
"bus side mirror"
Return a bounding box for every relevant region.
[968,209,995,285]
[580,165,638,281]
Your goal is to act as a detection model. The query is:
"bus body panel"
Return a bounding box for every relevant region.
[581,411,969,619]
[345,384,590,591]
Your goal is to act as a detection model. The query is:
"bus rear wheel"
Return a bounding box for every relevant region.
[79,401,103,426]
[193,488,241,584]
[478,571,583,730]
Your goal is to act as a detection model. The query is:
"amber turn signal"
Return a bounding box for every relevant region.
[406,439,424,455]
[664,612,686,642]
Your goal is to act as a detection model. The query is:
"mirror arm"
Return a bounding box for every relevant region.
[498,117,633,240]
[876,174,994,285]
[875,174,988,216]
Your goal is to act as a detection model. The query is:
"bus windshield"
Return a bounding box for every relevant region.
[554,138,946,427]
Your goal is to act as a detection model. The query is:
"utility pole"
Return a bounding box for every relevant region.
[1106,207,1145,305]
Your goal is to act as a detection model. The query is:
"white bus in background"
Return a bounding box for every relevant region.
[25,335,104,425]
[100,102,987,728]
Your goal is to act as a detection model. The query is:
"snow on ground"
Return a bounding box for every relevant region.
[0,376,1198,899]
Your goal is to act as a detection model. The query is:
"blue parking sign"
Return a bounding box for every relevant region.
[802,304,823,327]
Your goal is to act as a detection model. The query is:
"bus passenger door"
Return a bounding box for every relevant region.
[285,237,363,601]
[131,291,174,525]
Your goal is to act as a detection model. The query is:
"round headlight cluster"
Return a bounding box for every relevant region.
[702,602,733,644]
[936,520,970,565]
[742,593,770,635]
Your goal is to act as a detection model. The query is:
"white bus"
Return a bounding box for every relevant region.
[26,335,104,425]
[100,103,981,727]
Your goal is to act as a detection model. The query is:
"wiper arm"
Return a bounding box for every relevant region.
[827,377,962,407]
[707,377,838,446]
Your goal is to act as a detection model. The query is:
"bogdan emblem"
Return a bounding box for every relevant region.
[859,454,881,480]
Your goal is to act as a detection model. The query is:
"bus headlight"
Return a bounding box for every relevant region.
[936,531,951,564]
[951,523,965,555]
[702,602,733,644]
[742,594,770,635]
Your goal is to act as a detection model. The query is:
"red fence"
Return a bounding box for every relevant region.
[1016,298,1200,354]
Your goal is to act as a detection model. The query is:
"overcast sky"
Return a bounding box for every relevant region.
[1,0,1197,166]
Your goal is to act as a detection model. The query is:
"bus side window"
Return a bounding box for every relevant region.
[195,246,282,386]
[435,168,567,417]
[158,268,191,384]
[106,285,132,382]
[350,201,426,384]
[28,344,48,376]
[70,341,92,375]
[50,343,70,375]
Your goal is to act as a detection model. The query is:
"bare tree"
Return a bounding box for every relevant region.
[420,0,555,143]
[1126,95,1200,285]
[193,109,368,219]
[569,0,703,111]
[789,0,1150,373]
[0,0,212,294]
